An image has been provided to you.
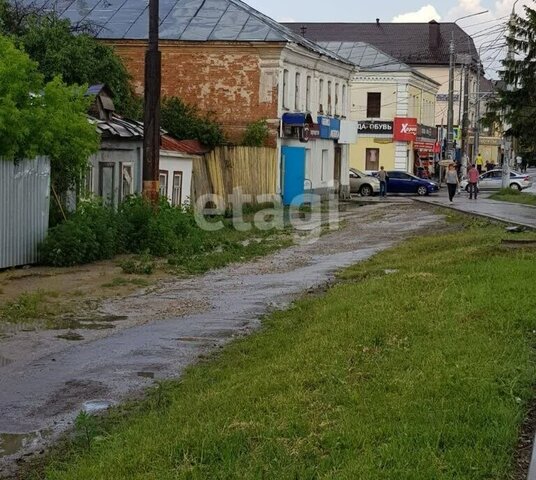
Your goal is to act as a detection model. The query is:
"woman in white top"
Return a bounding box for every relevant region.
[446,163,460,202]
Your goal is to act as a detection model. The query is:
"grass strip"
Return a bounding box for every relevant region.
[490,189,536,206]
[38,218,536,480]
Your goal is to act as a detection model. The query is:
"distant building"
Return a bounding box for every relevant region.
[285,20,481,159]
[318,42,440,174]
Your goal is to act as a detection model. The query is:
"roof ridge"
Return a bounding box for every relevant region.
[226,0,354,64]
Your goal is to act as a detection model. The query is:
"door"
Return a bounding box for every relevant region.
[281,146,305,206]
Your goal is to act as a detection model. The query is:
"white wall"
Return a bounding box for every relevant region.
[159,152,194,207]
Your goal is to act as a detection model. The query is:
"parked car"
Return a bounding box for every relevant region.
[460,169,533,192]
[373,171,439,196]
[349,168,381,196]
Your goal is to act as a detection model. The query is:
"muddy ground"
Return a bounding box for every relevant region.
[0,203,444,477]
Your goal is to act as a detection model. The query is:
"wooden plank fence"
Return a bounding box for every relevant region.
[193,146,278,207]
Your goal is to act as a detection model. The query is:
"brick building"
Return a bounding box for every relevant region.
[49,0,356,201]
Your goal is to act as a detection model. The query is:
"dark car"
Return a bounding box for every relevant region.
[374,171,439,196]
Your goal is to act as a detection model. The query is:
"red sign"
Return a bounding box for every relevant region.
[414,141,435,153]
[393,117,418,142]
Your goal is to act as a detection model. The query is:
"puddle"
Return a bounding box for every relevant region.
[56,332,84,341]
[137,371,155,379]
[82,400,113,414]
[0,432,38,458]
[0,355,13,367]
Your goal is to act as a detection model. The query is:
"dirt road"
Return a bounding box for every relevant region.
[0,203,441,476]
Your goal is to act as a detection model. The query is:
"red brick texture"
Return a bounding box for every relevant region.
[108,41,282,145]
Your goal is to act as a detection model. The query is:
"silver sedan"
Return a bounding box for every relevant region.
[349,168,381,196]
[461,169,533,192]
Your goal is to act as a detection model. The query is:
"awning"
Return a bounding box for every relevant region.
[282,112,314,126]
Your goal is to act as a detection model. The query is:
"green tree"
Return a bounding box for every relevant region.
[487,5,536,153]
[0,34,99,192]
[0,1,140,118]
[161,97,225,148]
[241,119,270,147]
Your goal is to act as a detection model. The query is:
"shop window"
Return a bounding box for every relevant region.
[172,171,183,206]
[365,148,380,171]
[367,92,381,118]
[159,170,168,199]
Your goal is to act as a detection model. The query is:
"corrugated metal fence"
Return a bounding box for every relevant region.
[193,147,278,208]
[0,157,51,269]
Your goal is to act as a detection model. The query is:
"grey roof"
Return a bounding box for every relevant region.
[28,0,352,65]
[318,42,411,71]
[283,22,479,67]
[89,115,144,139]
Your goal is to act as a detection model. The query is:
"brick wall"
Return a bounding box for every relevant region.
[109,41,282,145]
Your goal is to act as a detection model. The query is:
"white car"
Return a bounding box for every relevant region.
[349,168,381,196]
[460,169,533,192]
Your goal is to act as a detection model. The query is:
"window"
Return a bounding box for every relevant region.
[99,162,115,207]
[282,69,289,108]
[159,170,168,199]
[335,83,340,115]
[342,84,347,116]
[367,92,381,118]
[321,149,329,181]
[84,165,93,195]
[172,171,183,206]
[318,79,324,113]
[306,76,311,111]
[327,81,332,114]
[295,72,301,110]
[120,163,133,202]
[365,148,380,171]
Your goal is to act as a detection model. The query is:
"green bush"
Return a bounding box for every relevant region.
[241,119,270,147]
[39,200,115,266]
[120,253,155,275]
[40,196,205,267]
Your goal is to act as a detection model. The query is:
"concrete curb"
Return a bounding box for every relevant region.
[413,198,536,231]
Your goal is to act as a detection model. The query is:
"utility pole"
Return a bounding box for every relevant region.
[503,1,518,189]
[474,57,482,165]
[143,0,161,203]
[461,62,470,170]
[446,37,455,161]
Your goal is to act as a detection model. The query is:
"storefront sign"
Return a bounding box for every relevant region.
[318,116,331,139]
[374,138,393,145]
[357,120,393,136]
[330,118,341,140]
[393,117,418,142]
[417,124,437,140]
[309,124,321,140]
[414,141,435,153]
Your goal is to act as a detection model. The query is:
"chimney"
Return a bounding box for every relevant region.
[376,18,380,26]
[429,20,440,50]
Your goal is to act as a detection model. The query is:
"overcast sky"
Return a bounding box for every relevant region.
[245,0,530,77]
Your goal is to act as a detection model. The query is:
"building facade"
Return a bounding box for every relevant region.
[51,0,355,203]
[318,42,439,174]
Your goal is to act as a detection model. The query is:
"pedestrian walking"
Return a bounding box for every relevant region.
[516,156,522,172]
[467,164,480,200]
[475,152,484,174]
[446,163,459,203]
[521,157,528,173]
[378,166,388,198]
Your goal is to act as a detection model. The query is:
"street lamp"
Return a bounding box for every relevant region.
[446,10,489,162]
